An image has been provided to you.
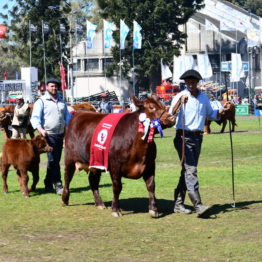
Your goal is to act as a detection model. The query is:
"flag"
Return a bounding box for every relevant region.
[133,20,142,49]
[173,55,196,83]
[43,22,50,34]
[60,23,66,34]
[220,21,235,31]
[0,25,7,38]
[15,71,19,80]
[60,63,67,90]
[86,20,97,49]
[187,23,200,33]
[3,70,7,80]
[260,18,262,44]
[205,19,219,32]
[120,20,130,49]
[103,20,114,49]
[231,53,243,82]
[30,24,37,32]
[197,54,213,79]
[161,59,172,81]
[247,28,260,47]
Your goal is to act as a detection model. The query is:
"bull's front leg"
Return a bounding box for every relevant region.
[220,120,227,133]
[88,170,105,209]
[143,173,159,218]
[110,172,122,217]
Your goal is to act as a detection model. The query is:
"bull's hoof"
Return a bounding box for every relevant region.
[22,192,29,198]
[112,211,122,217]
[61,200,69,206]
[149,210,159,218]
[97,205,106,210]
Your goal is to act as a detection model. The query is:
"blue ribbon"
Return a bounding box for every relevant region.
[152,118,163,137]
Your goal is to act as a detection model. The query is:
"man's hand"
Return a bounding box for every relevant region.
[37,127,48,137]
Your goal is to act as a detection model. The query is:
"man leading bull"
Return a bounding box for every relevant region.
[169,69,230,217]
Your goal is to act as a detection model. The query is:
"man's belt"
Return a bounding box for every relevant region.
[177,129,203,136]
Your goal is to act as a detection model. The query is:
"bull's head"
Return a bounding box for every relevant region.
[32,135,53,153]
[132,95,176,128]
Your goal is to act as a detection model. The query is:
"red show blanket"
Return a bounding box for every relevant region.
[90,113,128,171]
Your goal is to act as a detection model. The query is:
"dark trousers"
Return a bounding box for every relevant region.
[174,131,203,194]
[44,133,64,188]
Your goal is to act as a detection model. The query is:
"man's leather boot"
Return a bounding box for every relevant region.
[188,190,210,216]
[174,189,192,214]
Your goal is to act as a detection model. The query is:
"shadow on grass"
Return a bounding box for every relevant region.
[30,183,112,196]
[197,200,262,219]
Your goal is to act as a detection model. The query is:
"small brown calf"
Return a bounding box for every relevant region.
[1,135,53,197]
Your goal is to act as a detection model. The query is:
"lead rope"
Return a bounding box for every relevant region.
[180,103,186,165]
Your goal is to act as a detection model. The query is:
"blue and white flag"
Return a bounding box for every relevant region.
[161,59,172,81]
[133,20,142,49]
[120,19,130,50]
[86,20,97,49]
[103,20,114,49]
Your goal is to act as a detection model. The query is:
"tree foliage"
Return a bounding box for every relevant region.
[0,0,73,81]
[226,0,262,17]
[97,0,204,90]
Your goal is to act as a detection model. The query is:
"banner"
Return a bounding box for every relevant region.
[59,63,67,90]
[86,20,97,49]
[120,19,130,49]
[30,24,37,33]
[197,54,213,79]
[3,70,7,80]
[161,59,172,81]
[133,20,142,49]
[103,20,114,49]
[43,22,50,34]
[59,23,66,34]
[173,55,196,83]
[231,53,243,82]
[0,25,7,38]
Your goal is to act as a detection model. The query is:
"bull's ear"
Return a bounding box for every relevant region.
[132,96,144,108]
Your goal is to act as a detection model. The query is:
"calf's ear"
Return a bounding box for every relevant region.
[132,96,144,108]
[151,93,160,102]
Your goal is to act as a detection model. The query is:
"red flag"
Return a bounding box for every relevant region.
[59,63,67,90]
[0,25,7,39]
[3,70,7,80]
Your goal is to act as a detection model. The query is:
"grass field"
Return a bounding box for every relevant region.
[0,116,261,262]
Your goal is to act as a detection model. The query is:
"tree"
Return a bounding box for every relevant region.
[97,0,204,91]
[226,0,262,17]
[0,0,72,81]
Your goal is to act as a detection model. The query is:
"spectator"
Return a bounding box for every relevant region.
[11,95,30,139]
[97,93,113,113]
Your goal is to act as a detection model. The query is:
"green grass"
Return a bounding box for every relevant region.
[0,116,261,262]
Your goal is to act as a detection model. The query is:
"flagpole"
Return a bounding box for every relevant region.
[41,20,47,84]
[219,28,222,99]
[102,28,107,92]
[235,26,238,98]
[132,48,135,96]
[119,49,122,91]
[29,20,32,67]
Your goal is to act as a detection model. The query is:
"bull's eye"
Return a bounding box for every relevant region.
[149,106,156,111]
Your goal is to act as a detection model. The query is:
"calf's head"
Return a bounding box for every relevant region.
[32,135,53,153]
[133,95,175,127]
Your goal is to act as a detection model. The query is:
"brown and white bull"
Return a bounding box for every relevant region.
[62,95,184,217]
